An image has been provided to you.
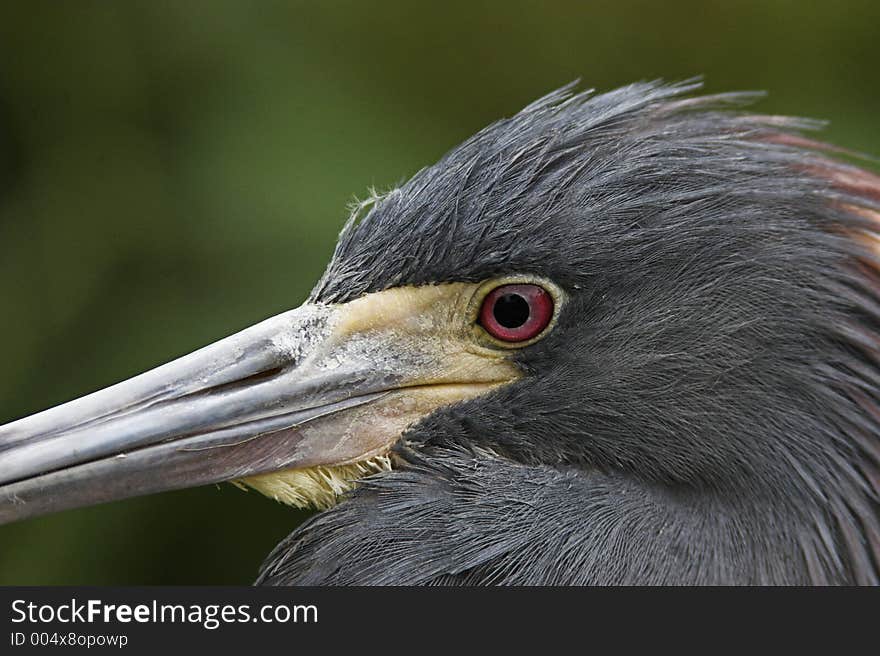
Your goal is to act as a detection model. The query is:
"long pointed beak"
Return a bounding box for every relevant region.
[0,285,518,524]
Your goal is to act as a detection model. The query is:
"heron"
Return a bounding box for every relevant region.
[1,80,878,585]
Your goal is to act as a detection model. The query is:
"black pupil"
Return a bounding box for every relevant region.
[493,293,531,328]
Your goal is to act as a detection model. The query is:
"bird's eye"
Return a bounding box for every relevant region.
[478,283,554,343]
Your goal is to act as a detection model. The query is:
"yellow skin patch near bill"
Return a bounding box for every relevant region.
[240,454,393,510]
[231,282,531,510]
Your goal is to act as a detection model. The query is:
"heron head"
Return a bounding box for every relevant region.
[1,80,878,584]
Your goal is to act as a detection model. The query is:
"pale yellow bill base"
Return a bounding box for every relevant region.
[0,284,518,524]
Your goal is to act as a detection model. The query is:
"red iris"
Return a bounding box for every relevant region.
[478,284,554,343]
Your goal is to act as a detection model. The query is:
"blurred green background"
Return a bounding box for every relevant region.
[0,0,877,584]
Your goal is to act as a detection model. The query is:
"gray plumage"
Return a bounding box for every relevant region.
[260,80,880,585]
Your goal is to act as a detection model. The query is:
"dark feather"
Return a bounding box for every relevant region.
[266,80,880,585]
